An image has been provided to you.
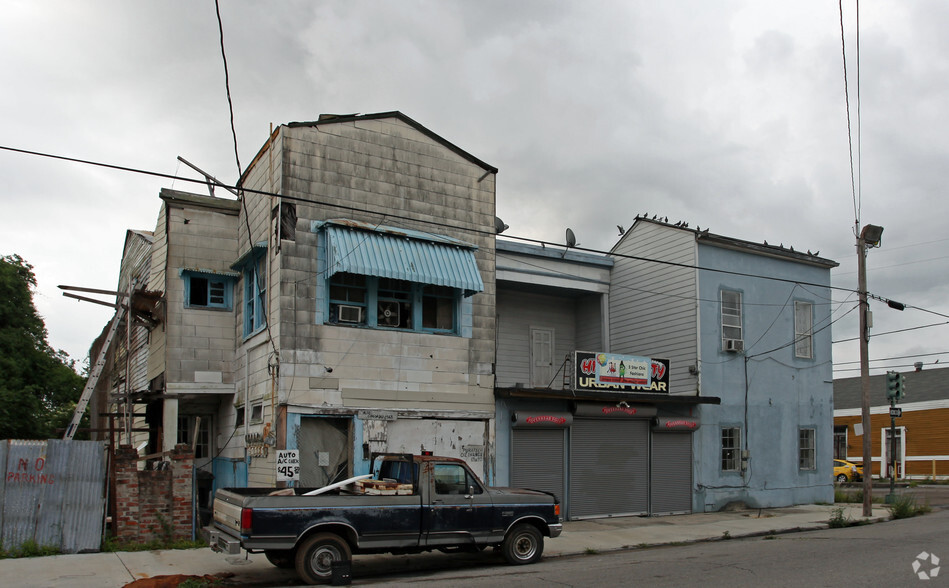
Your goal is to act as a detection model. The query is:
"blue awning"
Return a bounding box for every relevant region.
[325,225,484,296]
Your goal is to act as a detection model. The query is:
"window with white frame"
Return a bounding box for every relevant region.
[721,427,741,472]
[242,253,267,336]
[794,301,813,359]
[721,290,742,347]
[799,428,816,470]
[327,272,459,334]
[183,271,233,310]
[250,402,263,424]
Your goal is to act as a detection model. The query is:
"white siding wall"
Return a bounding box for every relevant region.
[496,290,577,390]
[575,294,603,352]
[610,222,699,395]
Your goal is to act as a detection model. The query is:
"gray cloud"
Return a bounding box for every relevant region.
[1,1,947,376]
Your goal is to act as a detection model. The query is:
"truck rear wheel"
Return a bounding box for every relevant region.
[295,532,352,585]
[502,523,543,565]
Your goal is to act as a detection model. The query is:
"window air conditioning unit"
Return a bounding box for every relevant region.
[378,301,401,327]
[724,338,744,352]
[338,304,363,324]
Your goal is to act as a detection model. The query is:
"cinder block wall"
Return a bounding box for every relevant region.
[113,444,194,544]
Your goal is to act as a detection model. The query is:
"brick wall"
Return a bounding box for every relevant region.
[114,444,194,543]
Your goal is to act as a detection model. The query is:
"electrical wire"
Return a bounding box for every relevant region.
[833,320,949,344]
[2,141,946,322]
[839,0,859,236]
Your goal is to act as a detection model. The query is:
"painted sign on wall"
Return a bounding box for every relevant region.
[574,351,670,394]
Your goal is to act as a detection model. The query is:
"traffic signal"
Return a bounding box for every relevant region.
[885,371,906,401]
[885,371,899,400]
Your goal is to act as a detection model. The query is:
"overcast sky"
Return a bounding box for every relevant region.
[2,1,947,380]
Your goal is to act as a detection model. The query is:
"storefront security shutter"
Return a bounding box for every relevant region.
[512,429,566,505]
[569,418,648,519]
[650,432,693,515]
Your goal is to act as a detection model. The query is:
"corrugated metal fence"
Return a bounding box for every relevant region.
[0,439,107,553]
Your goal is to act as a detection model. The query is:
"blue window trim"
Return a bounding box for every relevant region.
[231,244,268,338]
[180,269,236,311]
[326,272,462,334]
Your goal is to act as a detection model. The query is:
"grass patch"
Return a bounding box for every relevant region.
[834,488,863,503]
[888,494,932,519]
[102,535,207,553]
[721,530,731,540]
[584,547,599,555]
[0,539,61,559]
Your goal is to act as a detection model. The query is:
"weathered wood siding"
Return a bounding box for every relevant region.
[147,204,169,384]
[610,222,698,395]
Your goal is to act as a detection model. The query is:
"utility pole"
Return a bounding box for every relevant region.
[856,224,883,518]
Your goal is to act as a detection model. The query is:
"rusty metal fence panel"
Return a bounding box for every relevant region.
[0,439,107,553]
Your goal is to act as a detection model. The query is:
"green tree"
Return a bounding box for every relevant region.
[0,254,85,439]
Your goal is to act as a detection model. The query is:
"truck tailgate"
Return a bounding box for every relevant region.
[213,489,244,535]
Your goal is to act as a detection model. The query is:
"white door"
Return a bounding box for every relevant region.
[530,327,555,388]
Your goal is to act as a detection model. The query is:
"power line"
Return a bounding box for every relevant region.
[839,0,859,235]
[834,350,949,366]
[832,320,949,344]
[5,141,946,322]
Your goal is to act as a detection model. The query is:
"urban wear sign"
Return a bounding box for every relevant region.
[574,351,670,394]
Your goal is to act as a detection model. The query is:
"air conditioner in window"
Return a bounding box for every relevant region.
[378,301,401,327]
[724,338,744,352]
[337,304,363,324]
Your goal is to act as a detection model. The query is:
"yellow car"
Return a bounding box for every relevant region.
[834,459,863,483]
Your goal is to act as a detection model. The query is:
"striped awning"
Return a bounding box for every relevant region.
[324,224,484,296]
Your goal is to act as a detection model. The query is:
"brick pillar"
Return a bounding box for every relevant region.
[113,445,141,541]
[171,443,195,539]
[112,443,195,543]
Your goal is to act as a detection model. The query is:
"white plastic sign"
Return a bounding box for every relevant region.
[276,449,300,482]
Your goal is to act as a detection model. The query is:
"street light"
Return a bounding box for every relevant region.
[857,223,883,518]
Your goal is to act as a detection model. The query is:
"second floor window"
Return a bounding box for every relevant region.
[328,272,458,334]
[182,271,233,310]
[794,301,813,359]
[721,290,742,347]
[244,255,267,336]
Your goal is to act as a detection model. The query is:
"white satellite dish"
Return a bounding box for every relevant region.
[565,228,578,247]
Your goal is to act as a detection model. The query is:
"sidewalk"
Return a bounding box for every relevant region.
[0,503,890,587]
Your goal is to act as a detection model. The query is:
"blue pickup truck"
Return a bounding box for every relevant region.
[208,454,562,584]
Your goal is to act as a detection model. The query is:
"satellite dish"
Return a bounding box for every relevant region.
[565,228,578,247]
[494,216,509,234]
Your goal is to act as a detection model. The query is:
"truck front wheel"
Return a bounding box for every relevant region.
[502,523,544,565]
[295,532,352,585]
